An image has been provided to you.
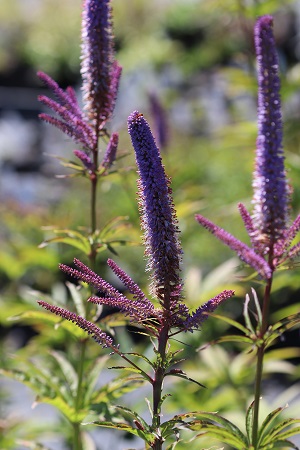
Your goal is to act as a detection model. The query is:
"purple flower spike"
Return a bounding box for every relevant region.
[38,301,114,348]
[149,92,169,150]
[252,16,289,251]
[38,71,97,149]
[195,214,272,279]
[81,0,121,128]
[73,149,93,171]
[128,111,183,304]
[184,290,234,331]
[107,258,153,307]
[102,132,119,170]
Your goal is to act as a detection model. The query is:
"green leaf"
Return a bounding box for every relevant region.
[244,293,255,334]
[258,406,285,445]
[122,352,155,368]
[83,356,109,405]
[262,419,300,445]
[108,366,143,374]
[251,288,262,328]
[40,228,91,254]
[66,281,86,318]
[265,313,300,349]
[205,334,254,347]
[245,400,254,444]
[164,369,205,388]
[50,351,78,398]
[83,420,154,444]
[0,368,85,422]
[115,405,150,432]
[261,439,299,449]
[9,310,87,339]
[191,422,247,449]
[91,375,145,404]
[38,394,86,422]
[208,314,251,335]
[173,411,248,446]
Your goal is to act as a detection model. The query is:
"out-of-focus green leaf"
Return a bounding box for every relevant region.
[9,310,87,339]
[91,375,145,404]
[50,350,78,398]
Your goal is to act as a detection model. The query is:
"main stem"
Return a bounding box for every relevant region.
[152,324,169,450]
[73,142,99,450]
[152,285,173,450]
[252,274,273,448]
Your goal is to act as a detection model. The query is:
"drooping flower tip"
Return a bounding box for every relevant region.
[38,301,113,348]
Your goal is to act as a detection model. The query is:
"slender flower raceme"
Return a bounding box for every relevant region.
[196,16,300,277]
[38,0,122,174]
[81,0,122,129]
[251,15,289,254]
[127,112,183,305]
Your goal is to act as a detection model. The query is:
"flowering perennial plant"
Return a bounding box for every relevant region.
[3,2,300,449]
[196,16,300,278]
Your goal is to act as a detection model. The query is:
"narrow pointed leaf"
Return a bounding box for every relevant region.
[244,294,255,334]
[83,420,154,444]
[83,356,109,404]
[50,351,78,398]
[66,281,86,318]
[192,423,247,449]
[164,370,205,388]
[91,376,145,404]
[207,313,251,335]
[246,400,255,443]
[8,310,87,339]
[173,411,247,446]
[258,406,286,445]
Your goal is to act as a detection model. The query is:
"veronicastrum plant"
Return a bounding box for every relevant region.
[37,7,300,450]
[2,2,300,450]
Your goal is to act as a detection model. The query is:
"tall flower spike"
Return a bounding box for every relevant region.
[81,0,121,128]
[252,16,289,252]
[128,111,183,305]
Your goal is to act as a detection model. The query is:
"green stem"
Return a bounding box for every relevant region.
[73,138,99,450]
[73,422,82,450]
[252,275,273,448]
[152,284,172,450]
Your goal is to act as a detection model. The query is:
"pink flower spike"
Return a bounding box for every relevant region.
[184,290,234,331]
[195,214,272,279]
[38,301,114,348]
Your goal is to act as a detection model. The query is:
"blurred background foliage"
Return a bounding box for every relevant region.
[1,0,300,448]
